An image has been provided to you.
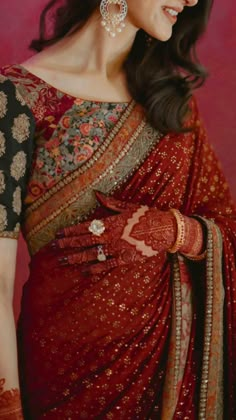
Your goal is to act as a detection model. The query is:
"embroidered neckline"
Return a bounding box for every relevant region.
[16,64,132,106]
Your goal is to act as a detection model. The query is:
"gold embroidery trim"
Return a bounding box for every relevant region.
[0,231,19,239]
[198,218,224,419]
[161,254,184,420]
[172,255,183,389]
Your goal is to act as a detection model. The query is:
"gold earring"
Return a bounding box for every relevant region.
[100,0,128,38]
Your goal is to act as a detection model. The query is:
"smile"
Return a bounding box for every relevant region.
[164,7,179,16]
[162,6,180,24]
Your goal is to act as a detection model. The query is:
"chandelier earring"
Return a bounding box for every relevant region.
[100,0,128,38]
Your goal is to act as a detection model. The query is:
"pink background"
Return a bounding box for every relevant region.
[0,0,235,317]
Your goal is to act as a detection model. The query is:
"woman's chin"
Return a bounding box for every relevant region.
[149,29,173,43]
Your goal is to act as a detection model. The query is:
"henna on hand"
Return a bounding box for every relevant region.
[53,193,205,273]
[128,207,177,253]
[0,378,23,419]
[53,199,177,273]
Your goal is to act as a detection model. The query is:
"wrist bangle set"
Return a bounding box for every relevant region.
[168,209,186,253]
[168,209,206,261]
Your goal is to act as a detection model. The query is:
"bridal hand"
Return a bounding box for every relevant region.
[53,192,178,274]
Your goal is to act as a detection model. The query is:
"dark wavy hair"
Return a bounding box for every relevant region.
[31,0,214,133]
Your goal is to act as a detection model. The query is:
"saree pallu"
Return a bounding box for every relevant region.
[17,100,236,419]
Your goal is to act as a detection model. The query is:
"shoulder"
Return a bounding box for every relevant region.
[0,64,27,86]
[0,64,43,111]
[0,64,32,106]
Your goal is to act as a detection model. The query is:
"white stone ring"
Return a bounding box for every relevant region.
[97,245,107,262]
[88,219,106,237]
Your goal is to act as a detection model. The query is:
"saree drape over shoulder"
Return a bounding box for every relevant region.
[0,65,236,419]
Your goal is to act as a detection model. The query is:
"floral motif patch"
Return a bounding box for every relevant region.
[28,100,127,200]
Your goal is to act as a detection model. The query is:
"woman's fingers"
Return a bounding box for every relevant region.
[58,245,109,266]
[53,234,107,250]
[55,213,123,240]
[57,245,119,274]
[56,217,111,239]
[56,220,99,238]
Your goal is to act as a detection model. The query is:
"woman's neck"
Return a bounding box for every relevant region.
[35,11,138,79]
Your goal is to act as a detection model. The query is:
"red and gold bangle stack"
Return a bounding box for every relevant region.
[168,209,186,253]
[168,209,206,261]
[182,217,207,261]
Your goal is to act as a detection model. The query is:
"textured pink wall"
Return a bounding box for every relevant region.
[0,0,235,316]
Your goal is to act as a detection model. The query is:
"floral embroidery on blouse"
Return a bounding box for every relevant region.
[28,100,127,200]
[12,113,31,143]
[10,151,27,181]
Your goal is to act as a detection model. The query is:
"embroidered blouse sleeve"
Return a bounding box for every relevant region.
[0,76,35,239]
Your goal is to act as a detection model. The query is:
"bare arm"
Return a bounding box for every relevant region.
[0,238,23,419]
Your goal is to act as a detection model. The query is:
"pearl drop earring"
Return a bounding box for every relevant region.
[100,0,128,38]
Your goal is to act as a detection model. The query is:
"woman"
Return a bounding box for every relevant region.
[0,0,235,418]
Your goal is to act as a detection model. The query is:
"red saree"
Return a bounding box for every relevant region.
[16,100,235,419]
[1,65,236,419]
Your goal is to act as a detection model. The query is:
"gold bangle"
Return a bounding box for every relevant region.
[168,209,186,254]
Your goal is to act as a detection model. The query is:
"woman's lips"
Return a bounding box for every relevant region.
[162,6,181,24]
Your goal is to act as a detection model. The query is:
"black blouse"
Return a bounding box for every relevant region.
[0,76,34,238]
